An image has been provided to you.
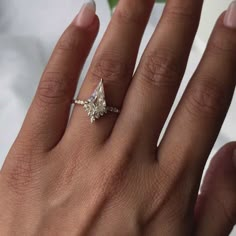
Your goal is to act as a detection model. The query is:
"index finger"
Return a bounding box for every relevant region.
[160,13,236,183]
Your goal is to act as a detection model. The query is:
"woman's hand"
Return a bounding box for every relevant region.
[1,0,236,235]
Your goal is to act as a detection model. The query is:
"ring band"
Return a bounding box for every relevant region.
[73,79,120,123]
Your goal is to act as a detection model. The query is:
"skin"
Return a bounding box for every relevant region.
[0,0,236,235]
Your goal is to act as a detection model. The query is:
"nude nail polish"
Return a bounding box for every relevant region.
[74,0,96,28]
[224,1,236,29]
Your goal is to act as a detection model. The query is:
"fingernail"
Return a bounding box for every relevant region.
[224,1,236,29]
[233,149,236,167]
[74,0,96,28]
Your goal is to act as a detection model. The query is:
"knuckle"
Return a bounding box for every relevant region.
[37,71,73,106]
[4,153,42,194]
[57,27,82,53]
[90,54,133,85]
[185,78,228,117]
[114,8,141,25]
[139,50,182,89]
[208,30,236,56]
[98,149,134,198]
[145,163,194,224]
[164,6,199,26]
[113,0,153,26]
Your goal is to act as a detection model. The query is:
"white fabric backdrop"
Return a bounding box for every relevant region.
[0,0,235,233]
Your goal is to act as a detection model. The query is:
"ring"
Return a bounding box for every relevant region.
[73,79,120,123]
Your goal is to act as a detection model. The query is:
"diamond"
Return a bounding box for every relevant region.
[84,79,107,123]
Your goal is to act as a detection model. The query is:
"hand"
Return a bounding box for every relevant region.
[1,0,236,235]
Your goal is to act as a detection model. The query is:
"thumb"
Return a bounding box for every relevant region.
[195,142,236,236]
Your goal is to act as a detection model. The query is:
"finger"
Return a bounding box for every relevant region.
[195,142,236,236]
[67,0,155,144]
[158,11,236,203]
[112,0,203,149]
[15,3,99,152]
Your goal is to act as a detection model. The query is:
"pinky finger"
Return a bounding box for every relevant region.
[14,2,99,152]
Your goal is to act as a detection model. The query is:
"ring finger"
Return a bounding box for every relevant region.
[67,0,155,145]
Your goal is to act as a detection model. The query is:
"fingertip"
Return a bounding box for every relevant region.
[213,9,236,32]
[71,14,100,40]
[201,142,236,195]
[88,15,100,33]
[71,1,99,36]
[224,1,236,29]
[209,141,236,168]
[195,142,236,235]
[73,0,96,28]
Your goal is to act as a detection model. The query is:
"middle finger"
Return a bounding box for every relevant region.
[113,0,203,150]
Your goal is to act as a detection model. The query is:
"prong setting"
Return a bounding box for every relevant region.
[73,79,120,123]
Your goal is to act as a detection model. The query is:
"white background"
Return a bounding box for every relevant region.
[0,0,235,234]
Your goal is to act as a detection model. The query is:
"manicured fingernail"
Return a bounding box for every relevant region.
[233,149,236,167]
[224,1,236,29]
[74,0,96,28]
